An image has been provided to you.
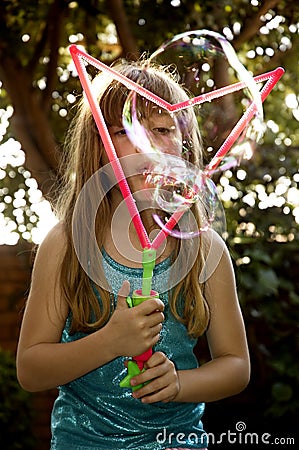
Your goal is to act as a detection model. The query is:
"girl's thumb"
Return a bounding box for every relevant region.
[116,280,130,310]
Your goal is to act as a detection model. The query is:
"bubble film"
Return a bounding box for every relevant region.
[70,31,283,246]
[149,29,265,157]
[120,29,264,238]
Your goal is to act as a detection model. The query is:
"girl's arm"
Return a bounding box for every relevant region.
[16,223,164,392]
[175,236,250,403]
[130,233,250,403]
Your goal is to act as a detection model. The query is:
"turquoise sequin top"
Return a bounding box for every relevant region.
[51,251,208,449]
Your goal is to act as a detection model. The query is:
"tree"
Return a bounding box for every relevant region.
[1,0,299,438]
[1,0,298,197]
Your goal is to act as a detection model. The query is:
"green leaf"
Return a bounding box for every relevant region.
[271,382,293,402]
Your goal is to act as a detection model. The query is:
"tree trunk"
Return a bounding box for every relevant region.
[0,57,58,197]
[106,0,140,60]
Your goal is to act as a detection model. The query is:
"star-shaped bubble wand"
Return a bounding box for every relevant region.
[69,30,284,391]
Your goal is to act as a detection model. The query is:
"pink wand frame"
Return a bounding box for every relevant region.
[69,44,284,251]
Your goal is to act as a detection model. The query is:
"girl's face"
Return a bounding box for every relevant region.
[107,109,183,197]
[108,109,182,158]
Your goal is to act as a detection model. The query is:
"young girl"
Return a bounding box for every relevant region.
[16,59,250,449]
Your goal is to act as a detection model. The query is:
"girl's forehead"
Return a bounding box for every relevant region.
[148,105,171,115]
[147,108,176,122]
[108,109,176,129]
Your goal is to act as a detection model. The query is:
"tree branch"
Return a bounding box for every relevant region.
[43,0,67,108]
[105,0,140,60]
[0,56,58,197]
[233,0,282,50]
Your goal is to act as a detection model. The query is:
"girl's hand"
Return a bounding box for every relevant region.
[130,351,180,403]
[107,281,165,358]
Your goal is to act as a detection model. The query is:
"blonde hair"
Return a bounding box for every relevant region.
[55,59,210,337]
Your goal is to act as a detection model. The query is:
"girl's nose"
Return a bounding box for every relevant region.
[134,145,142,154]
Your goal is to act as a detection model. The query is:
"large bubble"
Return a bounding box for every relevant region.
[141,153,225,239]
[148,29,265,161]
[121,30,264,238]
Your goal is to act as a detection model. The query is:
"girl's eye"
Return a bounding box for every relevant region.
[153,127,170,135]
[114,128,127,136]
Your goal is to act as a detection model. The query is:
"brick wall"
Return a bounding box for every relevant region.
[0,243,57,449]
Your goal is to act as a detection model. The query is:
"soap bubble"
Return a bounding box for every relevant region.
[120,30,264,238]
[149,29,264,158]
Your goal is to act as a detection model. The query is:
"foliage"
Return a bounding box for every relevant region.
[0,348,36,449]
[223,145,299,426]
[0,163,42,243]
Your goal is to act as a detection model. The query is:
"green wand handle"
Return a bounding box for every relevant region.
[119,248,158,391]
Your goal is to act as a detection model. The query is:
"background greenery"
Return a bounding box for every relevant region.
[0,347,36,449]
[0,0,298,447]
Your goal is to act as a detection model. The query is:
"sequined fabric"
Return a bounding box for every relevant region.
[51,251,208,449]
